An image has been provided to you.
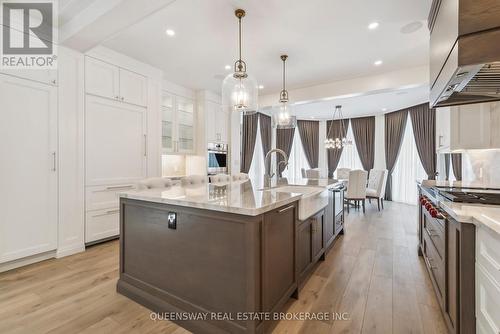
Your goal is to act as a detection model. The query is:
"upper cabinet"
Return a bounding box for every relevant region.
[85,57,147,107]
[162,92,196,154]
[436,102,500,152]
[206,100,229,144]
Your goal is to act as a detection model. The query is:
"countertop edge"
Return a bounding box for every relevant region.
[119,192,304,216]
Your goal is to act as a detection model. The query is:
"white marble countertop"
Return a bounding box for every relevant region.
[420,180,500,235]
[119,177,344,216]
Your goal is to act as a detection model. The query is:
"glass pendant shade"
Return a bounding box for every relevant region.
[222,9,258,115]
[273,102,297,129]
[222,72,258,114]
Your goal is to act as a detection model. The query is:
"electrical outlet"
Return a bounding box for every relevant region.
[167,212,177,229]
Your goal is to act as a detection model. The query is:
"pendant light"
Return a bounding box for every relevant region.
[273,55,297,129]
[325,105,352,149]
[222,9,258,115]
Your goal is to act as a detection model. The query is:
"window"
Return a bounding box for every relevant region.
[248,121,264,181]
[391,118,428,205]
[282,129,310,179]
[335,123,364,176]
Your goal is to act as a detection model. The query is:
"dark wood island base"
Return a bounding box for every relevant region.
[117,188,344,334]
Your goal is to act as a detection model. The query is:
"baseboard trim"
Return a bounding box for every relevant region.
[56,244,85,258]
[0,250,56,273]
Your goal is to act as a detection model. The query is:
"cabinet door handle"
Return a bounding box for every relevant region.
[121,97,125,101]
[105,185,133,190]
[278,205,294,213]
[144,134,147,157]
[115,96,120,100]
[51,79,56,85]
[51,151,57,171]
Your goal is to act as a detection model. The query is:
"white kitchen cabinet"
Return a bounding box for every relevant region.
[85,57,120,100]
[85,208,121,244]
[119,68,148,106]
[206,100,229,144]
[436,102,500,152]
[85,56,147,107]
[0,74,58,263]
[476,226,500,334]
[0,68,58,86]
[161,92,196,154]
[85,95,147,186]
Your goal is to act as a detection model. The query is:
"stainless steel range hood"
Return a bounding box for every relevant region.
[429,0,500,108]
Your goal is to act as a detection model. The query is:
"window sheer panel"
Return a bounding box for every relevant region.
[248,121,265,182]
[335,124,364,177]
[282,129,310,179]
[391,118,428,205]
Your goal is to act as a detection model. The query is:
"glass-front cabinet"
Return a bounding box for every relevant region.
[161,92,195,154]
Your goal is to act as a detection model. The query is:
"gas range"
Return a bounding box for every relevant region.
[434,186,500,205]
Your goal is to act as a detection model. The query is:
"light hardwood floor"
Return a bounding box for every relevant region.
[0,201,447,334]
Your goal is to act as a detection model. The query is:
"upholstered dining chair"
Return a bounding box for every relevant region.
[232,173,249,182]
[345,170,368,213]
[366,169,388,211]
[181,175,208,186]
[137,177,173,190]
[210,174,231,183]
[305,169,321,178]
[336,168,351,180]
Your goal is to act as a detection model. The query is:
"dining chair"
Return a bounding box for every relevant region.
[336,168,351,180]
[366,169,388,211]
[345,170,368,213]
[137,177,173,190]
[181,175,208,186]
[232,173,249,181]
[210,174,231,183]
[305,169,321,178]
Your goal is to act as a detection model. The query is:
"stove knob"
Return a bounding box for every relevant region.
[430,208,438,218]
[420,197,426,205]
[425,203,432,210]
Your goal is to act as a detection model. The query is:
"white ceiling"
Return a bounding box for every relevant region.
[102,0,431,95]
[290,85,429,120]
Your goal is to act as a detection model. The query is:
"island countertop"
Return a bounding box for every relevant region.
[119,177,344,216]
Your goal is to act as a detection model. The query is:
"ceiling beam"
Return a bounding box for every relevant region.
[59,0,176,52]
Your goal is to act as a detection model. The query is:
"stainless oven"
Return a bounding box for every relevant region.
[207,143,228,175]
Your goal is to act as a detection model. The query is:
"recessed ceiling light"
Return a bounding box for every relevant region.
[165,29,175,36]
[368,22,379,30]
[382,108,387,112]
[224,65,231,70]
[374,60,383,66]
[258,85,264,89]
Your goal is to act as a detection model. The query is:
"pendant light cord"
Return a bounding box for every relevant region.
[238,16,242,65]
[282,58,286,91]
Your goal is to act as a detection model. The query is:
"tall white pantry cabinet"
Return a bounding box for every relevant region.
[84,54,159,244]
[0,46,163,271]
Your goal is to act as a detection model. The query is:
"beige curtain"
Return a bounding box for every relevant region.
[240,113,259,173]
[385,110,408,200]
[326,119,349,177]
[409,103,437,180]
[451,153,462,181]
[351,116,375,172]
[297,120,319,168]
[276,128,295,175]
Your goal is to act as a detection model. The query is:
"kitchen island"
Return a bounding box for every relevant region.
[117,178,344,334]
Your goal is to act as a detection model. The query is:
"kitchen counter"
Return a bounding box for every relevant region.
[119,177,343,216]
[420,179,500,235]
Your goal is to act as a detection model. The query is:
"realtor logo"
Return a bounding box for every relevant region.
[1,0,57,69]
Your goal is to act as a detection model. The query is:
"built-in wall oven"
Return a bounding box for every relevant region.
[207,143,228,175]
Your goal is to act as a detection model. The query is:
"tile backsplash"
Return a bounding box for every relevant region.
[462,150,500,187]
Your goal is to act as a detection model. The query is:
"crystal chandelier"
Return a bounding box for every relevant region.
[273,55,296,129]
[222,9,258,114]
[325,105,352,149]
